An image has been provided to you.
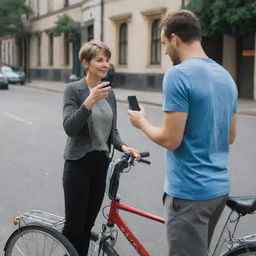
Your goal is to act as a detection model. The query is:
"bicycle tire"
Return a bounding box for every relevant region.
[88,231,119,256]
[4,223,79,256]
[222,242,256,256]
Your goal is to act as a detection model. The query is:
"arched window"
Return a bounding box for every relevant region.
[119,23,127,65]
[151,19,161,64]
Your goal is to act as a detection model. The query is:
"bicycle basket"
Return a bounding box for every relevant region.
[105,159,124,200]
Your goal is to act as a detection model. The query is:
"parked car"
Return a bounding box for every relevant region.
[0,65,25,84]
[0,72,9,89]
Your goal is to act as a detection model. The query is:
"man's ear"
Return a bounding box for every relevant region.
[171,33,181,46]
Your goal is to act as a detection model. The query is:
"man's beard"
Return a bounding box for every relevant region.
[170,48,181,66]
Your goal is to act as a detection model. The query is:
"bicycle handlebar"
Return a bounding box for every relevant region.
[105,152,151,200]
[139,152,150,158]
[121,152,151,166]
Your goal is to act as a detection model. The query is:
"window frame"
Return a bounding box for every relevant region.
[119,23,128,65]
[150,19,161,65]
[48,33,54,66]
[37,33,41,66]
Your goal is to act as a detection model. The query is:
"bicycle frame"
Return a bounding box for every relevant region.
[106,199,165,256]
[212,210,256,256]
[104,200,256,256]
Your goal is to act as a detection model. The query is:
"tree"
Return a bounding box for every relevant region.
[0,0,33,80]
[0,0,32,38]
[186,0,256,37]
[52,14,81,78]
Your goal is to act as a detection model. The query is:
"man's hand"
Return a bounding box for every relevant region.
[128,105,147,130]
[84,82,111,110]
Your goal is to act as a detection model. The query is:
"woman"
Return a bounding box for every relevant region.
[62,40,139,256]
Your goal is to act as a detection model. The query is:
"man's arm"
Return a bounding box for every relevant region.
[128,107,188,151]
[229,114,237,145]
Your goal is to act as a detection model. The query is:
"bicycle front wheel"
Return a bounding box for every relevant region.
[4,224,79,256]
[222,242,256,255]
[88,231,119,256]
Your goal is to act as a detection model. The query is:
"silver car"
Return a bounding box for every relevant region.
[0,65,25,84]
[0,72,8,89]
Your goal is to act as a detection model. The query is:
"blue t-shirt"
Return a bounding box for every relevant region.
[163,57,238,200]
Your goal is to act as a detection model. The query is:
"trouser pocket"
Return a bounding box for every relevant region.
[162,192,167,206]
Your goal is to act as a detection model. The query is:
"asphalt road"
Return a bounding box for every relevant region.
[0,85,255,256]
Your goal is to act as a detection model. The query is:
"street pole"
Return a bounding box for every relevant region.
[27,34,31,82]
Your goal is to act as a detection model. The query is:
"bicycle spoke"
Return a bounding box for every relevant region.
[7,230,69,256]
[13,244,25,256]
[14,234,32,255]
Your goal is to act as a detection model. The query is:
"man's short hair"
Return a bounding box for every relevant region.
[160,10,202,43]
[79,40,111,63]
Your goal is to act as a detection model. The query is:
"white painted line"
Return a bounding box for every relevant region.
[1,111,32,125]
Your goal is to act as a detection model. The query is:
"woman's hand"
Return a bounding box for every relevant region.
[84,82,111,110]
[121,145,141,161]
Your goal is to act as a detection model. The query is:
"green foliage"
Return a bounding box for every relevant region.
[52,14,80,41]
[0,0,33,38]
[186,0,256,36]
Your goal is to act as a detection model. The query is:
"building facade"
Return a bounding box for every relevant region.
[0,0,255,99]
[103,0,175,91]
[28,0,84,81]
[0,37,17,66]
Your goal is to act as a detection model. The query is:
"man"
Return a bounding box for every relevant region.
[128,10,238,256]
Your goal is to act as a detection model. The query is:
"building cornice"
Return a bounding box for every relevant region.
[31,1,84,22]
[109,13,132,22]
[141,7,167,17]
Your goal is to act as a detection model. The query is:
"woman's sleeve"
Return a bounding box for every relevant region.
[110,91,127,151]
[63,84,91,137]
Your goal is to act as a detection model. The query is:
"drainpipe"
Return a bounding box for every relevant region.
[100,0,104,41]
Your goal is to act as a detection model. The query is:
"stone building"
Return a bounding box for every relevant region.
[28,0,84,81]
[0,0,255,99]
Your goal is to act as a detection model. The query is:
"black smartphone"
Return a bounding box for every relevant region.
[102,82,111,88]
[127,96,140,111]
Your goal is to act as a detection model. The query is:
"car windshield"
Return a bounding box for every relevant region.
[2,66,13,73]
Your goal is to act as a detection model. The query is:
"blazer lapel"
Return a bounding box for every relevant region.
[78,77,90,105]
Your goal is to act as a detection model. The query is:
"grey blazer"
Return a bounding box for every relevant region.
[63,78,125,160]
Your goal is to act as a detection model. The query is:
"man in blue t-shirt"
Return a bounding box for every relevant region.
[128,10,237,256]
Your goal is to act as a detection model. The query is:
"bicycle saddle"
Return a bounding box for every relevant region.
[227,196,256,215]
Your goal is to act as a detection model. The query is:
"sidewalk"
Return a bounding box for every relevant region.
[26,80,256,116]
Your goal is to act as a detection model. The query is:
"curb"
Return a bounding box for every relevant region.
[25,84,256,116]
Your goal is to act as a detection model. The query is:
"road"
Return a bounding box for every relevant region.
[0,85,255,256]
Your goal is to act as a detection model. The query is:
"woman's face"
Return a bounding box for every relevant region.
[84,50,110,79]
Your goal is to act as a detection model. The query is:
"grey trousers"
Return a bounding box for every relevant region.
[164,194,227,256]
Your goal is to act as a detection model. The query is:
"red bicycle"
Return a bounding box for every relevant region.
[88,152,256,256]
[88,152,164,256]
[4,152,256,255]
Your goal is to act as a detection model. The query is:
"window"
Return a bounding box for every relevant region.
[48,33,53,66]
[151,19,161,64]
[87,25,94,41]
[64,33,70,65]
[47,0,53,12]
[37,34,41,66]
[7,41,10,64]
[119,23,127,65]
[36,0,40,16]
[64,0,69,8]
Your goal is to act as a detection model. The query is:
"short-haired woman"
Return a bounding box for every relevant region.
[62,40,140,256]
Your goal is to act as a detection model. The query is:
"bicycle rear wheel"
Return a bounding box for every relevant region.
[4,224,79,256]
[88,231,119,256]
[222,242,256,255]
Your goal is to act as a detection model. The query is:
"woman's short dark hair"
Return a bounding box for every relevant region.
[160,10,202,43]
[79,40,111,63]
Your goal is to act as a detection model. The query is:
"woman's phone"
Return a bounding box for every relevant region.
[127,96,140,111]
